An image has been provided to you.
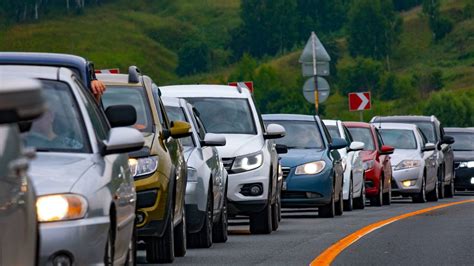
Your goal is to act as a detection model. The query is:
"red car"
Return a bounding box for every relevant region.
[344,122,394,206]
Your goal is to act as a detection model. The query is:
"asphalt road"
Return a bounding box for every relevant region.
[138,192,474,265]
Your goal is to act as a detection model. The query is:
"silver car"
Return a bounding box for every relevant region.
[377,123,439,202]
[1,65,145,265]
[163,97,229,248]
[0,78,46,266]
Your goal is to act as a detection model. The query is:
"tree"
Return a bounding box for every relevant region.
[424,91,474,127]
[422,0,453,40]
[176,39,211,76]
[393,0,422,11]
[337,57,384,96]
[347,0,402,66]
[296,0,347,38]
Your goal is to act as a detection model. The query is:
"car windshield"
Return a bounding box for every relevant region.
[347,127,375,151]
[449,132,474,151]
[164,106,194,147]
[186,98,256,134]
[380,129,417,150]
[265,120,324,149]
[326,125,341,139]
[102,86,153,132]
[23,80,89,153]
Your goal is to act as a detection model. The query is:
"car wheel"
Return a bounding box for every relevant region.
[174,207,186,257]
[354,183,366,210]
[370,180,383,207]
[319,190,335,218]
[383,178,392,205]
[438,168,445,199]
[271,195,280,231]
[412,177,427,203]
[104,224,115,266]
[250,201,273,234]
[445,178,455,198]
[335,189,344,216]
[145,207,174,263]
[212,198,228,243]
[427,179,439,202]
[125,223,137,266]
[188,190,213,248]
[343,178,354,211]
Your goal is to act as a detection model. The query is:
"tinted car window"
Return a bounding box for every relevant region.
[326,125,341,139]
[347,127,375,151]
[266,120,324,149]
[186,98,256,135]
[450,132,474,151]
[165,106,194,147]
[380,129,417,150]
[102,86,153,132]
[24,80,89,153]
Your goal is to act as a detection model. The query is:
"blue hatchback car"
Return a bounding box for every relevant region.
[263,114,347,218]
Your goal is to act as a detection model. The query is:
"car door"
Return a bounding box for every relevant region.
[321,121,343,196]
[375,128,392,191]
[440,125,454,182]
[418,128,437,189]
[343,125,364,192]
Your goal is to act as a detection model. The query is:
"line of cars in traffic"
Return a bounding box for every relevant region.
[1,51,472,265]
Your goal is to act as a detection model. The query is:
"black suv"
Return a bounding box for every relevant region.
[371,115,455,198]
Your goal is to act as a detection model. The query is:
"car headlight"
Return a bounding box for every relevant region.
[128,156,158,177]
[295,161,326,175]
[232,152,263,173]
[363,160,375,170]
[36,194,88,222]
[395,160,421,171]
[459,161,474,168]
[188,167,198,182]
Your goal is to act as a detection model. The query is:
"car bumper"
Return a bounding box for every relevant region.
[227,164,271,205]
[454,167,474,189]
[364,168,381,197]
[391,167,423,194]
[280,167,332,208]
[39,216,109,265]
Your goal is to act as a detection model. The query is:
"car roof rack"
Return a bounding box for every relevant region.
[128,66,141,83]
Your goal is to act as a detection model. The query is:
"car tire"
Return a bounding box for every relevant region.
[174,207,186,257]
[335,189,343,216]
[370,180,383,207]
[250,202,273,234]
[125,222,137,266]
[343,178,354,212]
[412,177,427,203]
[271,195,280,231]
[438,168,445,199]
[354,183,366,210]
[188,190,213,248]
[104,224,115,266]
[445,178,455,198]
[383,179,391,205]
[319,190,335,218]
[212,198,228,243]
[145,208,174,263]
[427,179,439,202]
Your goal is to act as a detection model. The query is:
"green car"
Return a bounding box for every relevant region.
[99,67,191,263]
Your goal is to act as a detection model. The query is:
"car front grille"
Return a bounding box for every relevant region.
[222,158,235,172]
[282,167,291,179]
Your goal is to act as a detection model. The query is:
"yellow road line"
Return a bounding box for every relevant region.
[310,199,474,266]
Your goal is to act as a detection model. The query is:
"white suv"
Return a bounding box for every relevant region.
[160,85,285,234]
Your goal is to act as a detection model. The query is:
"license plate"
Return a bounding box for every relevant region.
[282,181,287,191]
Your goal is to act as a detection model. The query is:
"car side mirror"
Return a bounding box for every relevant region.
[348,141,364,152]
[330,137,348,150]
[105,105,137,128]
[170,120,192,138]
[422,143,436,152]
[264,123,286,139]
[380,145,395,155]
[0,78,46,125]
[201,133,226,147]
[442,135,455,145]
[275,144,288,154]
[102,127,144,155]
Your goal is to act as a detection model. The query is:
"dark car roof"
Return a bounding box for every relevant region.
[445,127,474,134]
[371,115,437,123]
[0,52,92,88]
[262,114,317,122]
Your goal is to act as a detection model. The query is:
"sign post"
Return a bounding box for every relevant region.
[311,32,319,115]
[348,92,371,121]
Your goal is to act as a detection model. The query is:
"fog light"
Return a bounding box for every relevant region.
[136,211,146,225]
[470,177,474,184]
[250,185,263,196]
[306,192,320,198]
[52,254,72,266]
[402,180,416,187]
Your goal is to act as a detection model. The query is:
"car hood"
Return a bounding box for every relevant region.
[453,151,474,162]
[28,153,93,196]
[390,149,420,166]
[216,134,263,158]
[279,149,325,168]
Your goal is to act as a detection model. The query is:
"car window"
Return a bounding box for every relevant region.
[102,85,153,132]
[347,127,375,151]
[186,97,257,135]
[164,106,194,147]
[379,129,417,150]
[417,128,428,146]
[191,108,206,141]
[152,85,170,130]
[23,80,90,153]
[375,128,384,149]
[265,120,324,149]
[450,132,474,151]
[326,125,341,139]
[412,122,437,143]
[343,125,354,143]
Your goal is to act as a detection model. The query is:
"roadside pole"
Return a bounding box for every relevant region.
[311,32,319,115]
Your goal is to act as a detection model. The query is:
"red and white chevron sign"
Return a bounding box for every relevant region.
[348,92,371,111]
